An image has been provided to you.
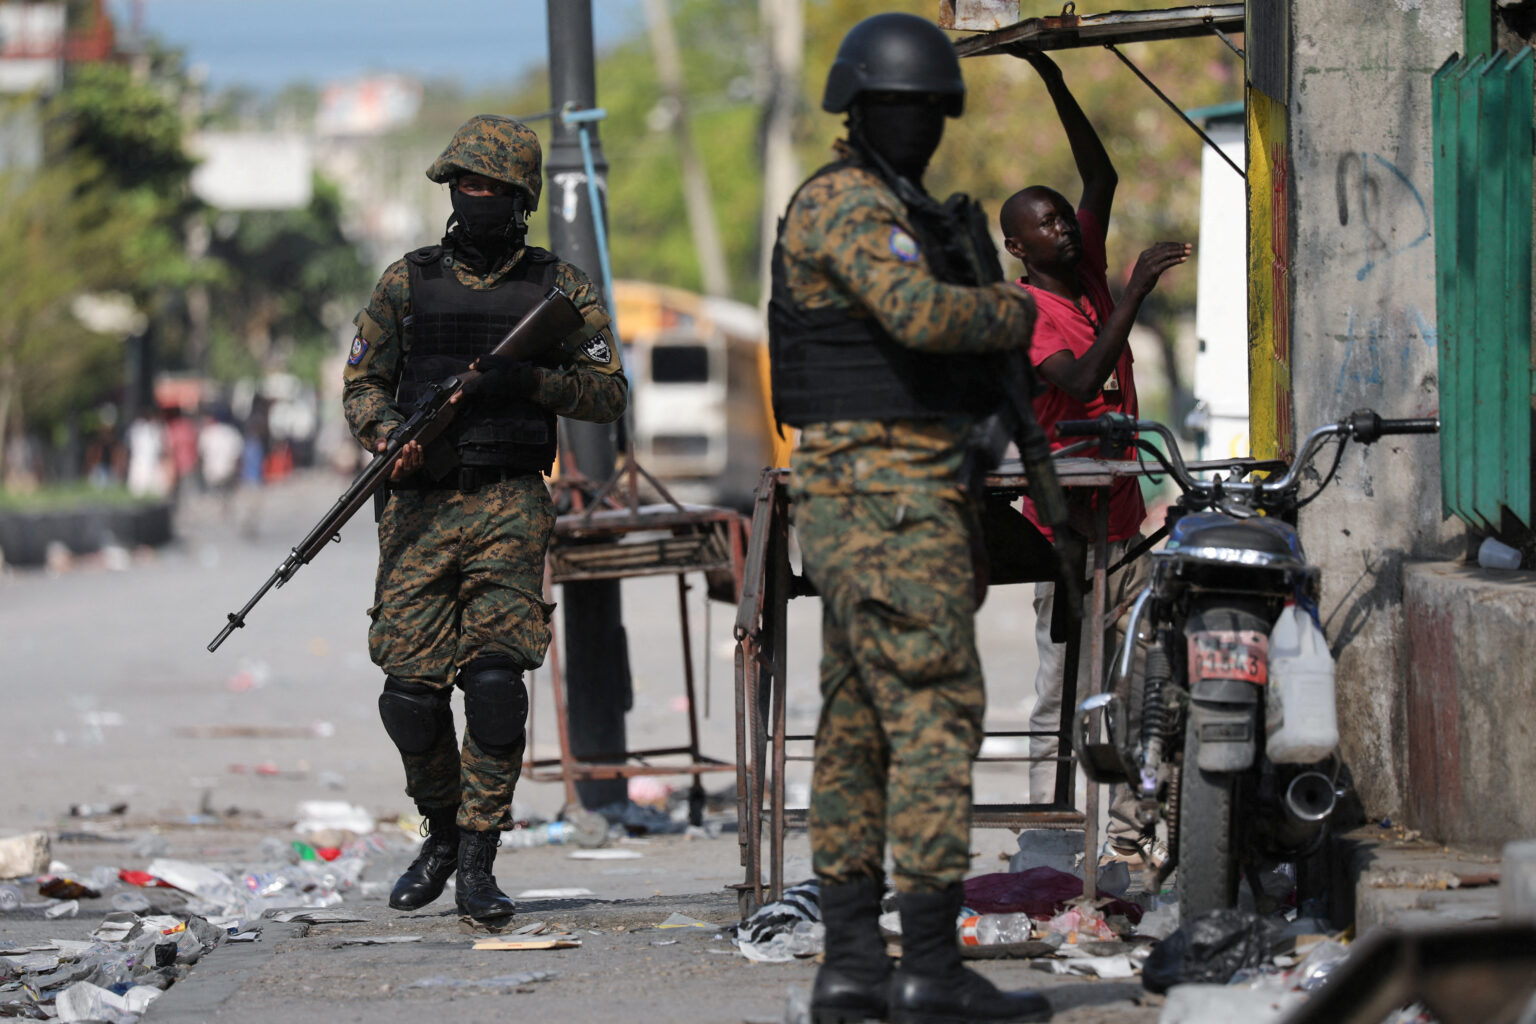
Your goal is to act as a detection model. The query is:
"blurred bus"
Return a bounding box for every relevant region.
[612,279,788,510]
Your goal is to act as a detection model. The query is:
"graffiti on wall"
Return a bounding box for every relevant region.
[1334,152,1432,282]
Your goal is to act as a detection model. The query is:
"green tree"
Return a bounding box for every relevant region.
[0,144,158,476]
[200,175,372,383]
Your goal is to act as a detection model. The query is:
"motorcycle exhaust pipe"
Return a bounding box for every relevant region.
[1284,771,1338,823]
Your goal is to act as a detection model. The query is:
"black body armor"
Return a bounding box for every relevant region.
[767,158,1006,429]
[399,246,563,475]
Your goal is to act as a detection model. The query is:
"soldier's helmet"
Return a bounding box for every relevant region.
[822,12,965,118]
[426,114,543,211]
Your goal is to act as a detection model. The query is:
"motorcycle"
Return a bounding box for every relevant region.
[1066,409,1439,923]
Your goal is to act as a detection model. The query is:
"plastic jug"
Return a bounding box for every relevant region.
[1265,603,1339,763]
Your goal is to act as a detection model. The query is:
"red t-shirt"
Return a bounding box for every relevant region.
[1018,208,1146,543]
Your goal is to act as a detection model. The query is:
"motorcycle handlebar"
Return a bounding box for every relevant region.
[1055,418,1113,437]
[1050,409,1438,511]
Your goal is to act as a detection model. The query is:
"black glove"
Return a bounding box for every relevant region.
[471,354,540,399]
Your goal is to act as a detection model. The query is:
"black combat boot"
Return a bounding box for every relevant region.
[454,828,516,922]
[388,806,459,911]
[889,886,1052,1024]
[811,879,893,1023]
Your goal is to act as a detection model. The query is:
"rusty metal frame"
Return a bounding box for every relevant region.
[948,3,1247,178]
[730,456,1274,916]
[522,477,749,811]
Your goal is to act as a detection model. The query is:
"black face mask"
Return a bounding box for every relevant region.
[449,190,525,249]
[853,99,947,181]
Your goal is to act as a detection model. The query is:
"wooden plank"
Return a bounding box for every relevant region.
[952,4,1243,58]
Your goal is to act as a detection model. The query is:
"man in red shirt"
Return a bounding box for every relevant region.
[1000,50,1188,864]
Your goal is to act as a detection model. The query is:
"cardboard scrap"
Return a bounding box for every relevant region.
[473,936,581,950]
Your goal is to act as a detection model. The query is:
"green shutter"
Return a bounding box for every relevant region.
[1432,48,1534,530]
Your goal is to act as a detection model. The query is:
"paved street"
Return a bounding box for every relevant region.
[1,470,1163,1023]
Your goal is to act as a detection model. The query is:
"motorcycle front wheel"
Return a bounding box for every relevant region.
[1176,709,1240,923]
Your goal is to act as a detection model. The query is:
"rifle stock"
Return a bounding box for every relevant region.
[207,285,585,653]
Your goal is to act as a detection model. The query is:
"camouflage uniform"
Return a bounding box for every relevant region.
[344,121,627,834]
[777,151,1034,893]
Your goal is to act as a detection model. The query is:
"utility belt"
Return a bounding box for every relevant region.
[390,465,540,494]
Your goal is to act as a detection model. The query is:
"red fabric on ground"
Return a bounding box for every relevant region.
[962,868,1143,923]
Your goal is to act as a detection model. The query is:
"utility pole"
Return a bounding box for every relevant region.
[757,0,803,308]
[642,0,730,297]
[546,0,631,811]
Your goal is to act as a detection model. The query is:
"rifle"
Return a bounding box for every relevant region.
[932,190,1081,622]
[207,285,586,653]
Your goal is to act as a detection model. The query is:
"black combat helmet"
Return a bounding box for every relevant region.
[822,12,965,117]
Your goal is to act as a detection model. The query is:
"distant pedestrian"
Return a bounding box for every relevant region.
[198,413,243,512]
[126,410,172,500]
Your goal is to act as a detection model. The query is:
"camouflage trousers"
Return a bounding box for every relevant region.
[791,487,986,894]
[369,475,556,831]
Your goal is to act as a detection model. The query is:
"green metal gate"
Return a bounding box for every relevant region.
[1432,48,1534,531]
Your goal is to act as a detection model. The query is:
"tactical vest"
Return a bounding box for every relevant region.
[399,245,563,473]
[767,159,1005,429]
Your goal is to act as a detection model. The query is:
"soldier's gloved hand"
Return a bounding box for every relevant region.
[470,354,540,399]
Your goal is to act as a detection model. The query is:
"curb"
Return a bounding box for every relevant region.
[143,921,309,1022]
[1333,825,1503,936]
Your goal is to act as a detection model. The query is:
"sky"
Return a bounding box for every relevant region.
[107,0,646,94]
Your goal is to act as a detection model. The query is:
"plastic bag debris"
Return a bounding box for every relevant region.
[293,800,374,837]
[54,981,162,1023]
[732,880,824,963]
[1157,982,1306,1023]
[1142,908,1284,994]
[0,832,51,879]
[264,908,368,924]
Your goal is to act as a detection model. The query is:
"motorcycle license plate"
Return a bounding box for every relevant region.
[1188,630,1268,684]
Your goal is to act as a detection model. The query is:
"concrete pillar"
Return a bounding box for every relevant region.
[1282,0,1464,819]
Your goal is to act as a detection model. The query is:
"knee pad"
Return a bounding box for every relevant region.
[457,656,528,755]
[378,676,452,755]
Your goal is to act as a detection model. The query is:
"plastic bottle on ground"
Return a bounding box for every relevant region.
[0,884,20,912]
[502,822,575,848]
[958,912,1035,946]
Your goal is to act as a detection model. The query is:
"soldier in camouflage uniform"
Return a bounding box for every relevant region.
[343,114,627,926]
[769,14,1051,1024]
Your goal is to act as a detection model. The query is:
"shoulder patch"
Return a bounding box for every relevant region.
[346,334,370,366]
[888,228,920,263]
[580,328,613,365]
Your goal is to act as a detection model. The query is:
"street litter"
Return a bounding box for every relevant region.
[54,980,163,1023]
[333,935,422,946]
[1142,908,1285,993]
[473,935,582,950]
[567,849,642,860]
[408,970,558,989]
[264,908,369,923]
[0,832,51,878]
[40,877,101,900]
[514,887,596,899]
[656,912,712,929]
[293,800,374,837]
[1158,982,1306,1023]
[1029,951,1140,978]
[464,920,582,948]
[731,880,823,963]
[963,868,1143,925]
